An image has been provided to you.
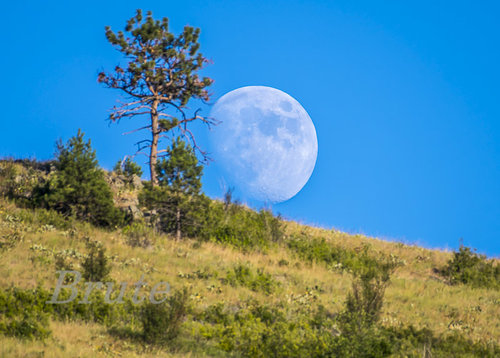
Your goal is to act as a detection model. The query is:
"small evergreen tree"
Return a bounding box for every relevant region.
[140,138,205,239]
[113,157,143,178]
[35,130,124,227]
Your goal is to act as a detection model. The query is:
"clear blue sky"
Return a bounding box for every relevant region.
[1,1,498,256]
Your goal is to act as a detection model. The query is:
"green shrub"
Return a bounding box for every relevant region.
[0,159,53,207]
[0,230,23,251]
[30,208,74,230]
[340,275,387,330]
[4,205,74,231]
[0,287,51,340]
[333,264,396,357]
[278,259,289,267]
[140,287,189,345]
[0,286,138,329]
[140,154,284,249]
[0,313,51,340]
[381,325,500,358]
[223,264,277,294]
[440,245,499,290]
[81,240,111,281]
[287,235,380,274]
[54,254,76,284]
[195,292,499,358]
[122,222,153,248]
[202,203,284,251]
[197,301,340,357]
[0,160,24,200]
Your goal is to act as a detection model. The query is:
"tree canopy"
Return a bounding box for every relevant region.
[98,9,214,185]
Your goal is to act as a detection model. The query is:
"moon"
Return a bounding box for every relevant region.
[209,86,318,203]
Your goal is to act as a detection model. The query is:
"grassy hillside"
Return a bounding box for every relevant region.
[0,160,499,357]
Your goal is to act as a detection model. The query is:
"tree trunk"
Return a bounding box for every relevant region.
[175,206,181,240]
[150,99,160,186]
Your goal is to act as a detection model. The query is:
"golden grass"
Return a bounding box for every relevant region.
[0,198,499,355]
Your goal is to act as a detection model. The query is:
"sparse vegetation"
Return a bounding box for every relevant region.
[1,152,499,356]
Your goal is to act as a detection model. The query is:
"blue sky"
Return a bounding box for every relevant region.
[1,1,498,256]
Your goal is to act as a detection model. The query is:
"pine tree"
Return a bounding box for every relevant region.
[140,138,205,240]
[98,9,215,186]
[114,157,143,178]
[36,130,124,227]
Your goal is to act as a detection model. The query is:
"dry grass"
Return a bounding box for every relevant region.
[0,198,499,355]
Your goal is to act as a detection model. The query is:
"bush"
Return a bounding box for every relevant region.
[0,230,23,251]
[223,264,277,294]
[332,264,397,358]
[122,222,153,248]
[140,287,189,345]
[0,159,54,206]
[139,140,284,248]
[196,299,395,358]
[286,235,395,276]
[381,325,500,358]
[0,313,51,340]
[33,130,125,228]
[0,287,51,340]
[54,253,76,284]
[440,245,499,290]
[202,202,284,251]
[340,271,389,330]
[194,274,499,358]
[0,285,138,332]
[278,259,289,267]
[81,240,111,281]
[0,160,25,200]
[29,207,74,230]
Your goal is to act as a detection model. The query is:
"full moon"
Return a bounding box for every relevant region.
[209,86,318,203]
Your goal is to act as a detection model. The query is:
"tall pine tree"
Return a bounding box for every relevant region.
[98,9,215,186]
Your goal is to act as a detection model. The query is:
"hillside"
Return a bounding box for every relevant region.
[0,159,499,357]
